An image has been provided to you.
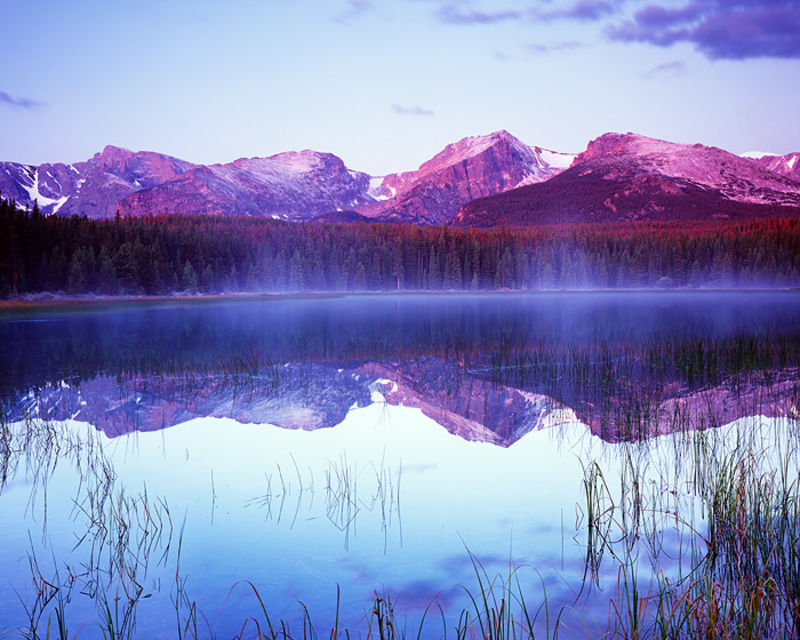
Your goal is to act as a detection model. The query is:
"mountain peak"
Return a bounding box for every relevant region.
[578,132,696,163]
[88,145,141,173]
[355,131,573,225]
[414,130,531,180]
[230,149,351,179]
[101,144,133,154]
[95,144,135,161]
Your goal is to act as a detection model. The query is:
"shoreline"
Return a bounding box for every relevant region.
[1,286,800,313]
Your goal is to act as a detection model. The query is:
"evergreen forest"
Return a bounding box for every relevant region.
[2,197,800,298]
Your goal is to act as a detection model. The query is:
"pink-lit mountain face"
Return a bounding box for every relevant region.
[0,146,373,220]
[0,146,196,219]
[454,133,800,227]
[747,152,800,181]
[2,132,799,226]
[0,132,574,223]
[118,151,374,220]
[356,130,575,225]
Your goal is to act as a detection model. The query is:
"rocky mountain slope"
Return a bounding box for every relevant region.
[355,130,574,225]
[745,151,800,181]
[454,133,800,227]
[3,132,799,227]
[0,132,573,223]
[118,150,374,220]
[0,146,195,219]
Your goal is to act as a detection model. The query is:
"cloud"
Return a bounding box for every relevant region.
[436,0,620,25]
[608,1,800,59]
[633,4,704,28]
[645,60,688,78]
[437,3,523,24]
[392,103,436,116]
[534,0,620,22]
[527,40,584,52]
[0,90,43,110]
[333,0,373,23]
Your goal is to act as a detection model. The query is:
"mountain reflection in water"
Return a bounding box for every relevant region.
[4,292,800,444]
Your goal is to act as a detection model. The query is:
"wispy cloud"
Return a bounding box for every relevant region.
[436,0,620,25]
[333,0,373,24]
[392,103,436,116]
[437,3,523,24]
[608,1,800,60]
[533,0,620,23]
[527,40,584,53]
[0,90,43,110]
[645,60,687,78]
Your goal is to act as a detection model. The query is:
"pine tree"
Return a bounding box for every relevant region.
[288,250,304,291]
[444,249,462,289]
[97,246,119,294]
[114,242,139,293]
[353,262,367,291]
[428,245,441,290]
[181,260,199,292]
[67,250,86,294]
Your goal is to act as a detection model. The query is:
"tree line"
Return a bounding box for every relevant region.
[1,197,800,297]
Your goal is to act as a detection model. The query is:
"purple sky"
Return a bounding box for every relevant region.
[1,0,798,175]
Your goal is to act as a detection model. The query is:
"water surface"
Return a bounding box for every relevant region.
[1,292,799,638]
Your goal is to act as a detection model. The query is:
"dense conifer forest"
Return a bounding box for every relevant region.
[2,196,800,297]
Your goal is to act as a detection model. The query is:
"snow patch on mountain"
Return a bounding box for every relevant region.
[741,151,776,159]
[538,148,576,169]
[367,176,392,200]
[19,167,70,212]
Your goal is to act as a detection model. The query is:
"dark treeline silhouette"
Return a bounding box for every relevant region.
[2,196,800,297]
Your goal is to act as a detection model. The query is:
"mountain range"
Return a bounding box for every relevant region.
[2,131,800,227]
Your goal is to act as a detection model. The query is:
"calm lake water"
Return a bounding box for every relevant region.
[1,292,799,639]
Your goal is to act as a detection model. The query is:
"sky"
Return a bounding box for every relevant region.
[1,0,799,175]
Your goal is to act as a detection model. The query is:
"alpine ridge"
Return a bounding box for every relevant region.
[0,146,195,219]
[2,132,799,227]
[117,150,374,220]
[454,133,800,227]
[354,130,575,225]
[0,132,574,223]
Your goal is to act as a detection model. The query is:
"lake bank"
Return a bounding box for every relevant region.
[2,286,800,314]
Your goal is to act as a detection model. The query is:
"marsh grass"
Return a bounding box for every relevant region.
[580,420,800,639]
[0,414,177,639]
[244,453,401,553]
[5,408,800,639]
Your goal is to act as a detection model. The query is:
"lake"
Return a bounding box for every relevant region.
[1,292,799,639]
